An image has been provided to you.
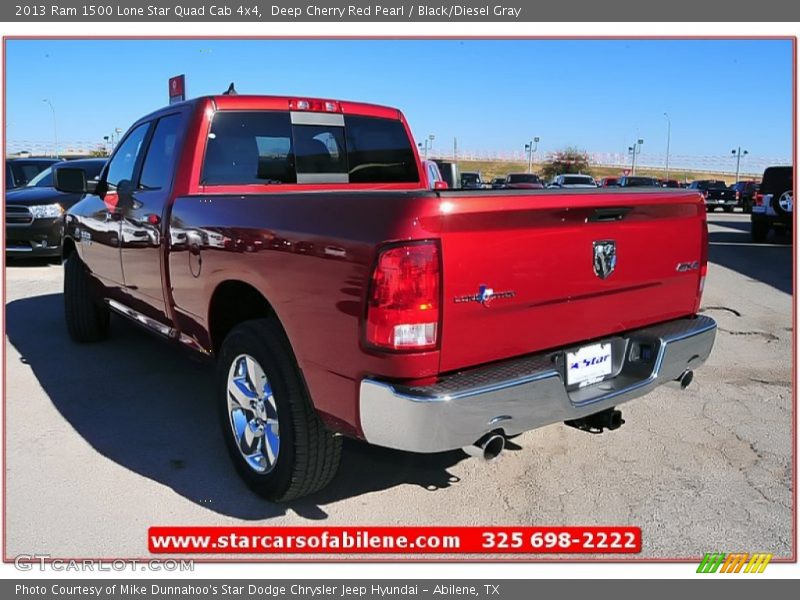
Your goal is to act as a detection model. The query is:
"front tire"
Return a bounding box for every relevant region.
[64,252,110,343]
[217,318,342,501]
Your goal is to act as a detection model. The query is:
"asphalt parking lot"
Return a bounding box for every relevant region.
[4,212,793,560]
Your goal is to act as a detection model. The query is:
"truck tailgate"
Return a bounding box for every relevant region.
[435,190,706,373]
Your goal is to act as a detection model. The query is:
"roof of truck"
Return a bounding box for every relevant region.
[157,94,403,120]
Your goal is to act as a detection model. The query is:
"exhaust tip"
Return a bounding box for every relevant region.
[481,434,505,461]
[462,433,506,461]
[678,369,694,389]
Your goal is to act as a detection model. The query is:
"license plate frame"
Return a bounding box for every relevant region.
[566,342,613,387]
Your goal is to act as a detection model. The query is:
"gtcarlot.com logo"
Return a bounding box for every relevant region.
[697,552,772,574]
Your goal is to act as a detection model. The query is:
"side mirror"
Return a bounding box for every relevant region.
[433,181,449,190]
[53,167,88,194]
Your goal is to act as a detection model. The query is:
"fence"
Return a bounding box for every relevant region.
[6,139,790,176]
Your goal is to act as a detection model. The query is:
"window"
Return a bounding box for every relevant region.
[293,125,347,180]
[507,174,540,184]
[106,123,149,189]
[203,112,295,185]
[201,111,419,186]
[345,116,418,183]
[140,114,182,190]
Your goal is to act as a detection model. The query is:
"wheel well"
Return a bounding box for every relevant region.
[208,281,276,354]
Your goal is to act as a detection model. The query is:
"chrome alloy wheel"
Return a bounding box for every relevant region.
[779,191,793,213]
[226,354,280,473]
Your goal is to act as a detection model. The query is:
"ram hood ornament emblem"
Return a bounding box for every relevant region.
[593,240,617,279]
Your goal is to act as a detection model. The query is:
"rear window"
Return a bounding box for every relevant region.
[201,111,418,186]
[707,181,728,189]
[624,177,658,186]
[507,174,540,184]
[562,175,594,185]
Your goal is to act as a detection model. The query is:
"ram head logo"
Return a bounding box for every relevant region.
[593,240,617,280]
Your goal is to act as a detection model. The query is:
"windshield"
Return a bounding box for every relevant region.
[461,173,480,183]
[507,174,540,184]
[26,166,54,187]
[9,161,52,187]
[562,175,595,185]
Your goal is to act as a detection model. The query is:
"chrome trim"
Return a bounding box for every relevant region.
[296,173,349,184]
[107,299,172,337]
[359,316,717,453]
[5,246,33,252]
[290,111,345,127]
[106,298,210,355]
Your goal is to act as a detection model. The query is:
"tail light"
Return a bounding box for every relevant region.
[694,217,709,313]
[754,193,764,206]
[365,242,441,351]
[735,191,740,201]
[702,190,709,198]
[289,98,341,112]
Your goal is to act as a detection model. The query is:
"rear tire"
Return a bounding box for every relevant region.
[217,318,342,501]
[64,252,110,343]
[751,220,770,243]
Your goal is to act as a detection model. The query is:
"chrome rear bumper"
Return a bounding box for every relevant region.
[359,315,716,453]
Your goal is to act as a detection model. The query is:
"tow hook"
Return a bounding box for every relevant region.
[565,408,624,434]
[462,432,506,461]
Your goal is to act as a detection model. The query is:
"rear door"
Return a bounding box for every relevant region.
[119,112,184,319]
[437,190,705,372]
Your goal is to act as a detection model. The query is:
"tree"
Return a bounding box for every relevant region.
[540,147,592,180]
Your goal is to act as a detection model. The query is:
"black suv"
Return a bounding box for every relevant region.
[751,166,793,243]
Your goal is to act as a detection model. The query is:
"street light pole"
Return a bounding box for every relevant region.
[42,99,58,157]
[525,137,540,173]
[731,146,749,183]
[663,113,671,181]
[628,139,644,175]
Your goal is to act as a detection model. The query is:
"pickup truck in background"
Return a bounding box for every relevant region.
[460,171,485,189]
[54,94,717,501]
[688,180,738,212]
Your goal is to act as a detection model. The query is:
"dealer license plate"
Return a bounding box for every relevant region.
[566,343,613,387]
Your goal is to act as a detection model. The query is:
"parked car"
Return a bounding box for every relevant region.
[504,173,543,189]
[599,177,619,187]
[460,171,484,189]
[730,180,759,213]
[5,158,107,257]
[548,174,597,188]
[751,166,792,243]
[432,159,458,190]
[5,157,60,189]
[56,93,716,501]
[617,176,660,188]
[490,177,506,189]
[422,160,447,190]
[688,180,737,212]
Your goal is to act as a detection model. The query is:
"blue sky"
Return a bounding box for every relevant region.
[5,39,794,161]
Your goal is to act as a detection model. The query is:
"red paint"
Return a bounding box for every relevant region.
[64,94,709,438]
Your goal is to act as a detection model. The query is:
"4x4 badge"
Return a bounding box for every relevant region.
[593,240,617,279]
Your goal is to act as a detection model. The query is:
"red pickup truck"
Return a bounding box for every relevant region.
[54,94,717,501]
